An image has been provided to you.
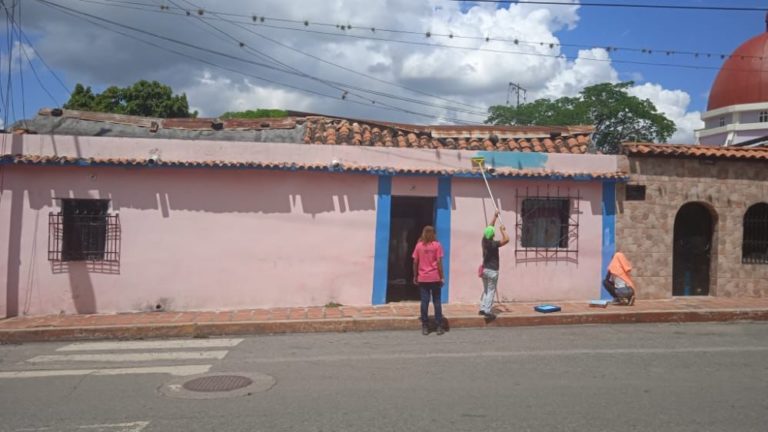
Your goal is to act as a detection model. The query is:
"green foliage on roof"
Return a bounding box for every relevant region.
[64,80,197,118]
[219,109,289,119]
[486,82,676,154]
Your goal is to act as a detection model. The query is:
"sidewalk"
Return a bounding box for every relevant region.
[2,297,768,343]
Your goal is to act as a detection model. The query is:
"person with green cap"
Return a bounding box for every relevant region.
[480,210,509,319]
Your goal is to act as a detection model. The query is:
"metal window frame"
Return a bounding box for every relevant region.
[515,186,580,263]
[742,203,768,265]
[49,199,121,263]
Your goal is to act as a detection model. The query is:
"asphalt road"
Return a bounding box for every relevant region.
[1,322,767,432]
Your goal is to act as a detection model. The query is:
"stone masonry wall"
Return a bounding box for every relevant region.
[617,156,768,298]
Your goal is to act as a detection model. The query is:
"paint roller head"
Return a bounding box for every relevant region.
[470,157,485,171]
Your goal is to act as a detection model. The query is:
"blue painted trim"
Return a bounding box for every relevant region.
[475,151,547,169]
[371,175,392,305]
[600,181,617,300]
[435,177,452,303]
[0,157,629,182]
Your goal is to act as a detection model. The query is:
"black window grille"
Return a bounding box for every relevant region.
[742,203,768,264]
[49,199,120,262]
[515,186,580,263]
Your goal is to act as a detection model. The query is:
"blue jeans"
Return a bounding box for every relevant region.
[419,282,443,327]
[480,268,499,314]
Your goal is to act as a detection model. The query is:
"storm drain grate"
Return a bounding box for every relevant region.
[182,375,254,392]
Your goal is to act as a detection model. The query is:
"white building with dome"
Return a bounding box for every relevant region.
[696,18,768,147]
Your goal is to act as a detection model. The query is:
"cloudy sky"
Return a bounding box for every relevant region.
[2,0,766,142]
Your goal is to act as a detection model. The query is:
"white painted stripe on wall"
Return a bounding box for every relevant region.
[0,365,210,379]
[27,350,229,363]
[57,338,244,352]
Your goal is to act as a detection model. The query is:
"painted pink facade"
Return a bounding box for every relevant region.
[1,134,622,317]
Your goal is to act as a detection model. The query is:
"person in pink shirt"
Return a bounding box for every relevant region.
[411,225,445,335]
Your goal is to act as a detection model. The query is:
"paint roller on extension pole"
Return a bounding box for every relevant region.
[471,157,504,226]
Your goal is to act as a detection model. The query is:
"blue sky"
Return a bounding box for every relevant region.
[1,0,766,142]
[557,0,766,112]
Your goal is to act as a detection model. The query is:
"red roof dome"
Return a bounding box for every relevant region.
[708,28,768,111]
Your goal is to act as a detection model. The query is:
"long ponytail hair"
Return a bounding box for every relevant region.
[419,225,436,245]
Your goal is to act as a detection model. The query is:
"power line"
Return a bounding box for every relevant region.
[73,0,767,62]
[456,1,768,12]
[170,0,487,117]
[212,14,488,116]
[4,1,61,106]
[66,0,764,70]
[49,0,487,121]
[39,0,485,124]
[16,1,26,124]
[221,17,486,112]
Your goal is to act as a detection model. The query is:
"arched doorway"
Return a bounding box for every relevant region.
[673,203,715,296]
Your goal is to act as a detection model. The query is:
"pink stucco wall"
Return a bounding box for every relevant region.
[0,165,379,316]
[11,134,620,174]
[448,178,603,303]
[1,135,617,316]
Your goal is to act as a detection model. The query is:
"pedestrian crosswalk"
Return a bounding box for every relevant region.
[0,338,243,379]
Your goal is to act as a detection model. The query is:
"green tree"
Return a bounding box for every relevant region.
[486,82,676,154]
[63,80,196,118]
[219,109,289,119]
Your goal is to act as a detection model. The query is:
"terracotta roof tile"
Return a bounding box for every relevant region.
[623,143,768,160]
[0,154,627,180]
[31,108,594,154]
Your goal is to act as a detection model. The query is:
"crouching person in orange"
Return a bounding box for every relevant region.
[604,252,636,305]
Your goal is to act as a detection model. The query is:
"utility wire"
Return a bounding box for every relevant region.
[4,1,61,106]
[15,1,26,124]
[46,0,485,122]
[72,0,768,62]
[39,0,484,124]
[455,1,768,12]
[209,13,487,116]
[172,0,485,119]
[3,0,18,127]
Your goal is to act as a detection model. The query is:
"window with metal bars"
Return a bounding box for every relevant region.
[742,203,768,264]
[49,199,120,262]
[760,111,768,123]
[515,186,580,263]
[521,199,570,248]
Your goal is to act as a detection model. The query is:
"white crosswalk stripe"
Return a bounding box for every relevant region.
[0,338,243,379]
[56,338,243,352]
[28,350,229,363]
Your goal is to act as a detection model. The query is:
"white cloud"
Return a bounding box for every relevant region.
[183,73,313,117]
[21,0,701,131]
[0,41,36,71]
[629,83,704,144]
[536,48,618,99]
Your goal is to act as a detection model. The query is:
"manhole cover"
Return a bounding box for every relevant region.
[160,372,276,399]
[182,375,253,392]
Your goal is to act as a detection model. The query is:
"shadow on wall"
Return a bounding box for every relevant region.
[2,161,378,317]
[20,168,377,217]
[67,262,97,314]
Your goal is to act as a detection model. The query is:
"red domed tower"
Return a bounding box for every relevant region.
[697,14,768,146]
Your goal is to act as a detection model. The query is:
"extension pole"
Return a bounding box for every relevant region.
[477,163,504,226]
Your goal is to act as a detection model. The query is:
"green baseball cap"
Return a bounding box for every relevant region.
[484,226,495,239]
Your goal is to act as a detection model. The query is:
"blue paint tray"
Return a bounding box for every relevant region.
[534,304,561,313]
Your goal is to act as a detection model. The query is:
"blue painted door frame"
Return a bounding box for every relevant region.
[371,176,452,305]
[600,181,617,299]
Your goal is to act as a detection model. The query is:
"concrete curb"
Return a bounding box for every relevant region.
[1,308,768,343]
